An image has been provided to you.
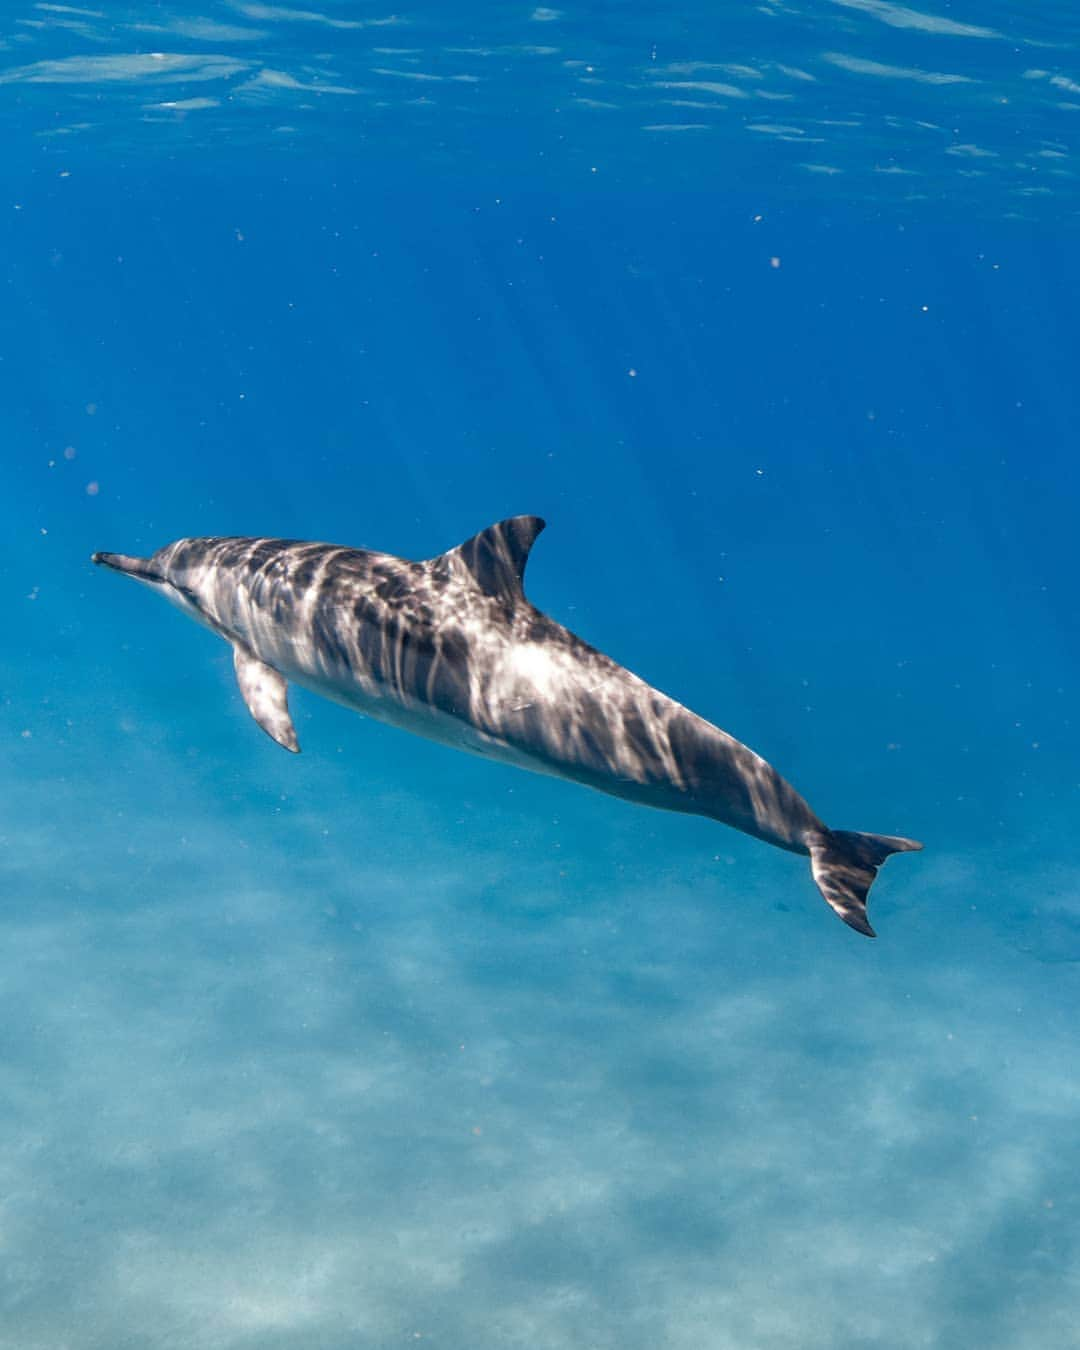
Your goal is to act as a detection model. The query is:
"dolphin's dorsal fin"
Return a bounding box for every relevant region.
[434,515,546,603]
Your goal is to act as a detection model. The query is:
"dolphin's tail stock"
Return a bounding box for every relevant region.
[808,829,922,937]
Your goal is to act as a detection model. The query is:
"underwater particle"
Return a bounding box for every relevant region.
[628,367,637,377]
[63,445,76,460]
[770,255,781,268]
[85,480,99,496]
[86,403,97,415]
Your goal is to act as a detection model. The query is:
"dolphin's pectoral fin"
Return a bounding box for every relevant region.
[232,644,300,753]
[433,515,546,603]
[809,829,922,937]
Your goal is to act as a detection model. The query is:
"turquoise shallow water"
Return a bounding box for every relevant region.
[2,3,1080,1347]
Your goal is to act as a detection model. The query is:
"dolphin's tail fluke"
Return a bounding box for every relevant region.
[808,829,922,937]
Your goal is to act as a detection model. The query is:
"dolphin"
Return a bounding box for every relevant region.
[93,516,920,936]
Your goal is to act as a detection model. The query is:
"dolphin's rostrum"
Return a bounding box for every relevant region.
[93,516,921,936]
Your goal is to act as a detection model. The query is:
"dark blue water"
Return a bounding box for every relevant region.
[3,4,1079,1346]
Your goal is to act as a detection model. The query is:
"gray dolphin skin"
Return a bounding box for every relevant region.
[93,516,921,936]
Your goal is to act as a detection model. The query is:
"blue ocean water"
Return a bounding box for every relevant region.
[3,3,1079,1346]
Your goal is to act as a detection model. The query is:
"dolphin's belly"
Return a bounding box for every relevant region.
[261,616,686,794]
[287,656,572,781]
[246,595,818,850]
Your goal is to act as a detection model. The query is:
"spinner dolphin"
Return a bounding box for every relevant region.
[93,516,921,936]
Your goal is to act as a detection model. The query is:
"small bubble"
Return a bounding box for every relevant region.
[85,481,100,496]
[63,445,76,460]
[627,367,637,378]
[769,256,781,268]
